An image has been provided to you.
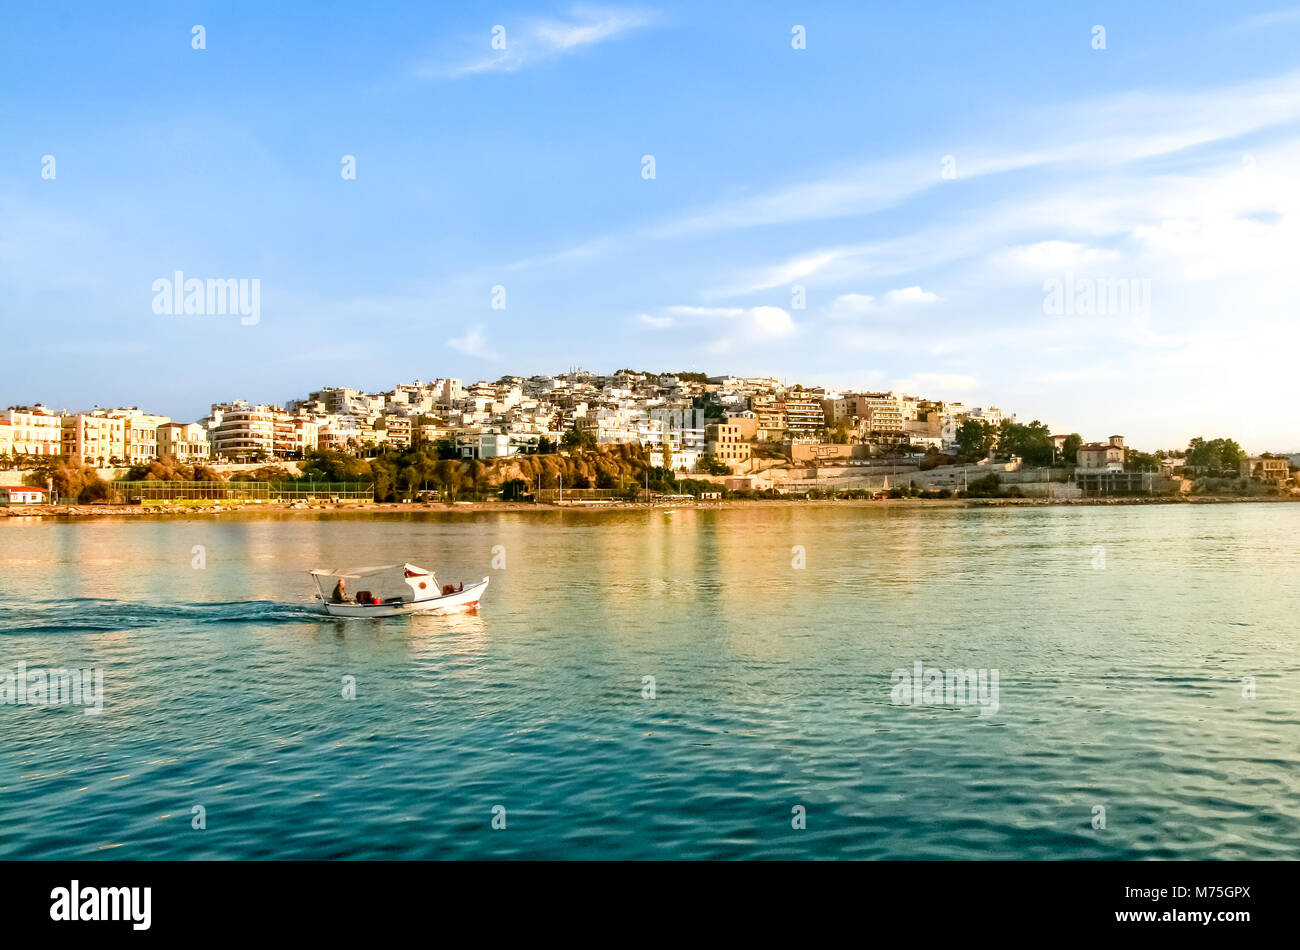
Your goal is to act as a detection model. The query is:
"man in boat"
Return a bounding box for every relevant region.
[331,578,350,603]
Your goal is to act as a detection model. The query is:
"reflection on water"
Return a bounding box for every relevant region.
[1,504,1298,859]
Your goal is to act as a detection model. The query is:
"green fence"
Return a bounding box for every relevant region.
[116,480,374,503]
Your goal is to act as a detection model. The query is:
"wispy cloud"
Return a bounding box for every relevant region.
[883,286,941,305]
[826,293,875,319]
[1235,7,1300,29]
[416,6,657,79]
[992,241,1120,275]
[891,372,980,394]
[635,303,796,353]
[448,325,495,359]
[516,67,1300,278]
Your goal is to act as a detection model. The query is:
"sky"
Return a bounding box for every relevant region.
[2,1,1299,451]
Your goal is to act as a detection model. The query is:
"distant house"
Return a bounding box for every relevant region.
[1240,457,1290,482]
[1,486,49,505]
[1077,435,1126,472]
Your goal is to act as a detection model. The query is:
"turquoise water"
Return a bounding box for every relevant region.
[1,504,1297,859]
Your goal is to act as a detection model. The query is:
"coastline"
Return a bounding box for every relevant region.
[4,494,1299,520]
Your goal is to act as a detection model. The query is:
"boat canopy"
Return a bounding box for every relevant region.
[309,563,432,579]
[308,563,436,604]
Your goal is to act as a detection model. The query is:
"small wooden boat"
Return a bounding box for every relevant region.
[309,563,488,617]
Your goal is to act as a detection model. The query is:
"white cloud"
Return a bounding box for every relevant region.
[638,302,796,352]
[518,67,1300,279]
[448,325,495,358]
[883,285,941,305]
[826,293,875,318]
[707,306,796,353]
[662,305,745,318]
[746,305,797,339]
[891,373,980,394]
[1235,7,1300,29]
[418,6,657,78]
[994,241,1121,274]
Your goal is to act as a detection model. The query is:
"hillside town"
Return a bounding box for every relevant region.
[1,370,1296,506]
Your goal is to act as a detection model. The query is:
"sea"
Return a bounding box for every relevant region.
[1,503,1297,859]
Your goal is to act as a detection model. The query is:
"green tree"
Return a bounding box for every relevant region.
[955,420,996,459]
[1125,451,1159,473]
[560,429,596,452]
[1186,437,1246,473]
[965,473,1002,497]
[499,478,529,501]
[996,420,1055,467]
[1061,433,1083,465]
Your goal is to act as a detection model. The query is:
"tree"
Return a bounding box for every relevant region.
[1186,437,1246,473]
[300,449,371,482]
[1061,433,1083,465]
[697,455,731,475]
[996,420,1054,467]
[1125,451,1159,473]
[499,478,529,501]
[560,429,596,452]
[955,420,996,459]
[964,473,1002,497]
[25,457,109,503]
[229,465,295,482]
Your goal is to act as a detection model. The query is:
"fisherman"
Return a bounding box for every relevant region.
[331,578,349,603]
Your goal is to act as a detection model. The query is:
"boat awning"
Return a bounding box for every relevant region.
[309,563,434,579]
[309,564,401,578]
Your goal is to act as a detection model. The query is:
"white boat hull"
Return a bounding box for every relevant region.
[320,577,489,618]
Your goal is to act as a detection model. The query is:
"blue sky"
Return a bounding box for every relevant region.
[2,2,1299,450]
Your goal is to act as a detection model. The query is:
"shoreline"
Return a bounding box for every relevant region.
[4,494,1299,520]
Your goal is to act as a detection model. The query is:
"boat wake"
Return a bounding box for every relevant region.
[0,598,322,635]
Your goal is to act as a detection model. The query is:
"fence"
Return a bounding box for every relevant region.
[534,488,622,503]
[116,480,374,503]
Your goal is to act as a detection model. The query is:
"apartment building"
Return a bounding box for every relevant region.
[649,427,703,472]
[61,413,126,467]
[414,423,449,445]
[783,394,826,435]
[854,393,905,432]
[209,403,276,459]
[2,407,63,457]
[821,397,854,425]
[317,420,360,453]
[382,415,413,448]
[274,415,318,458]
[967,407,1006,429]
[103,409,171,464]
[157,422,211,462]
[752,395,826,440]
[433,378,464,407]
[705,422,752,464]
